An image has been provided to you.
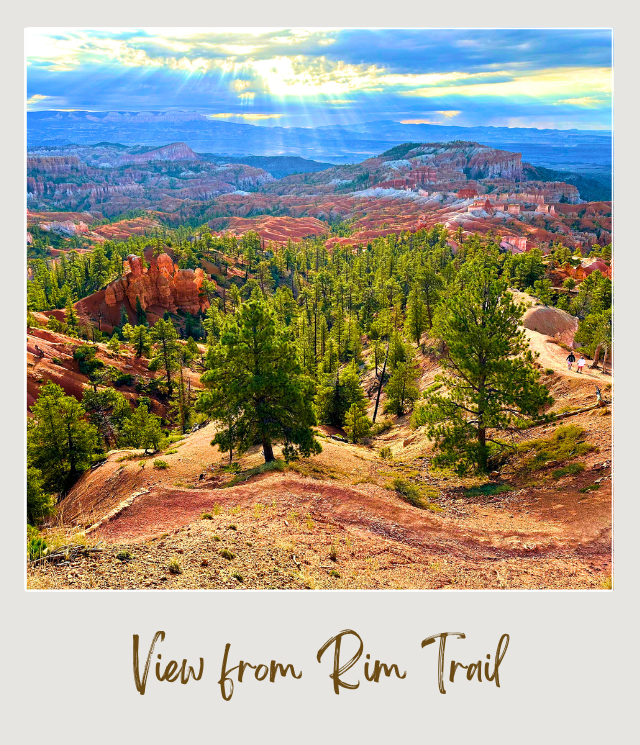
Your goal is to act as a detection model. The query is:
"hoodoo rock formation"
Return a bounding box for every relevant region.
[523,305,579,346]
[75,251,212,329]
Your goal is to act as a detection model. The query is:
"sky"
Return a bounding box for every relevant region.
[26,28,613,130]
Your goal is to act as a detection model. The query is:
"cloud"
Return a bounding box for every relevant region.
[27,94,49,109]
[25,28,612,130]
[556,97,600,106]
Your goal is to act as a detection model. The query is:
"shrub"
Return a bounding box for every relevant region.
[231,572,244,582]
[552,463,586,479]
[329,544,338,562]
[379,446,392,460]
[463,483,512,498]
[201,513,213,520]
[393,478,425,508]
[165,448,178,455]
[579,484,601,493]
[228,524,237,531]
[153,459,169,469]
[27,535,48,562]
[371,419,393,436]
[213,535,221,542]
[329,569,341,578]
[521,425,595,470]
[114,372,134,387]
[220,548,236,560]
[73,344,103,376]
[168,557,182,574]
[116,550,132,561]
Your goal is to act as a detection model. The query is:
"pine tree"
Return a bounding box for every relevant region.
[27,381,101,492]
[405,289,428,348]
[197,298,321,463]
[27,467,56,526]
[315,361,367,428]
[135,296,147,326]
[149,319,180,392]
[413,253,553,474]
[122,323,151,358]
[65,297,79,330]
[384,354,420,416]
[344,402,372,443]
[120,403,164,453]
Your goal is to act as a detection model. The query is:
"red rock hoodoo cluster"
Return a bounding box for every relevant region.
[75,251,211,330]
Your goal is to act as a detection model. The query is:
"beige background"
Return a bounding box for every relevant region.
[6,6,636,743]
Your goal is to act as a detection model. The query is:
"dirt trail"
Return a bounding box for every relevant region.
[524,328,611,382]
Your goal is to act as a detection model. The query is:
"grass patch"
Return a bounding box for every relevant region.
[213,535,221,542]
[379,446,393,460]
[219,548,236,560]
[391,477,440,511]
[153,459,169,469]
[224,459,286,487]
[116,550,132,562]
[168,557,182,575]
[231,572,244,582]
[462,483,512,499]
[579,483,601,493]
[228,524,237,531]
[329,569,341,578]
[201,513,213,520]
[165,449,178,455]
[520,425,595,471]
[552,462,586,479]
[371,418,393,436]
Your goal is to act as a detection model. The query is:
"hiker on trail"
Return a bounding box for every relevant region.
[566,351,576,370]
[577,355,586,373]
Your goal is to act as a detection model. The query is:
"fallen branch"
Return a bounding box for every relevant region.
[29,543,103,566]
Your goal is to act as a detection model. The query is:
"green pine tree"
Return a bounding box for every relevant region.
[413,252,553,474]
[122,323,151,358]
[120,404,164,453]
[135,296,147,326]
[197,298,321,463]
[27,381,101,492]
[149,319,180,393]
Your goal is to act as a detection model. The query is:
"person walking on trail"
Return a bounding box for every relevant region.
[577,355,586,373]
[567,351,576,371]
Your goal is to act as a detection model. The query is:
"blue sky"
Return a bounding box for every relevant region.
[26,28,613,130]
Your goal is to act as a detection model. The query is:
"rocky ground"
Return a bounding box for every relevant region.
[28,358,613,591]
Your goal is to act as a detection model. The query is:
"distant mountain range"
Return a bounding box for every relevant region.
[28,111,611,179]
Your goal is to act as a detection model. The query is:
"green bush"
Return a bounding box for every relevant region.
[393,478,425,509]
[153,459,169,469]
[552,463,586,479]
[371,419,393,436]
[114,372,134,387]
[219,548,236,560]
[379,446,392,460]
[168,557,182,574]
[201,513,213,520]
[116,550,132,561]
[231,572,244,582]
[73,344,104,376]
[27,535,48,561]
[521,425,595,470]
[463,483,512,498]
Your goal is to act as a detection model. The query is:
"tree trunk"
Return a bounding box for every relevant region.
[262,439,275,463]
[373,344,389,424]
